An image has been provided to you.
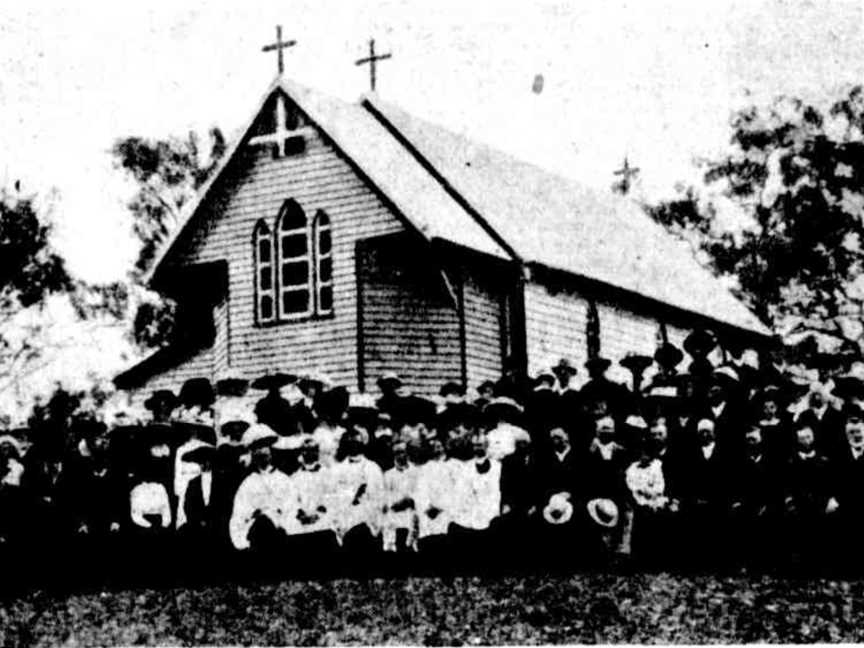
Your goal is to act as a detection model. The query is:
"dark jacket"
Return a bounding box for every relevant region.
[582,440,630,503]
[783,452,832,517]
[500,453,541,516]
[536,448,583,502]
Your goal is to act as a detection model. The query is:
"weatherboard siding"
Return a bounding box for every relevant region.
[157,120,405,390]
[524,282,589,378]
[462,272,505,390]
[359,238,463,396]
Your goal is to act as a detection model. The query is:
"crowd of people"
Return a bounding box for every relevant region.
[3,328,864,589]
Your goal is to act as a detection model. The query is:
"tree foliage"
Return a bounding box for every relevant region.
[111,128,226,350]
[112,128,226,279]
[647,86,864,360]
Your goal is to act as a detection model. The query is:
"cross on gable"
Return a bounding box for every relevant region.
[262,25,296,75]
[248,93,314,157]
[355,38,392,92]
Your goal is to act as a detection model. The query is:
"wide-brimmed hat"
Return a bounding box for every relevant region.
[543,493,574,525]
[144,390,178,413]
[273,434,306,451]
[587,498,620,528]
[439,381,466,398]
[377,372,403,388]
[683,329,717,358]
[585,356,612,373]
[483,396,525,418]
[215,373,249,397]
[179,378,215,409]
[181,441,216,464]
[299,372,334,391]
[654,344,684,370]
[0,435,24,458]
[241,423,279,448]
[712,366,740,385]
[620,354,653,374]
[250,373,298,391]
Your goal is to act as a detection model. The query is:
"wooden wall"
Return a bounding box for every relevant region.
[145,98,405,392]
[358,237,463,396]
[462,271,505,390]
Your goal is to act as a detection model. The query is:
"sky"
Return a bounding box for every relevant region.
[2,0,863,284]
[0,0,863,411]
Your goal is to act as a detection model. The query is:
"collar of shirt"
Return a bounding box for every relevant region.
[852,446,864,460]
[555,449,571,463]
[798,450,816,461]
[711,402,726,418]
[701,442,716,460]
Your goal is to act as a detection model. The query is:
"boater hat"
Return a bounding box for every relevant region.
[585,357,612,372]
[620,354,653,374]
[543,493,574,525]
[179,378,216,410]
[587,498,620,528]
[241,423,279,449]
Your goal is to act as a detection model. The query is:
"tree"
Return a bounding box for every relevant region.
[0,188,128,403]
[646,86,864,365]
[111,128,226,349]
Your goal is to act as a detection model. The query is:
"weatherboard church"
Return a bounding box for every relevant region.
[115,32,770,398]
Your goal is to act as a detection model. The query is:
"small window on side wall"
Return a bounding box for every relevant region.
[276,199,312,319]
[314,210,333,315]
[253,220,276,324]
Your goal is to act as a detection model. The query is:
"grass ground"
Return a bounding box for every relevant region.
[1,571,863,646]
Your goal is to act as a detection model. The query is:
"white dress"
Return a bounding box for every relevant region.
[415,459,459,538]
[130,481,172,529]
[330,456,384,538]
[450,458,502,530]
[288,463,337,536]
[228,467,295,550]
[381,463,420,550]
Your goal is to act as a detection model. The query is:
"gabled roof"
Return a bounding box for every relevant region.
[146,77,508,286]
[147,76,770,337]
[363,95,770,336]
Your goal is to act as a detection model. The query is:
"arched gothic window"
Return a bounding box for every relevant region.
[253,220,276,323]
[314,210,333,315]
[276,199,312,318]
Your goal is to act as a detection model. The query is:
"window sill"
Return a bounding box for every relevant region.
[254,311,335,328]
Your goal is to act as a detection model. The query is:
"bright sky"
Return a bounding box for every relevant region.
[2,0,863,284]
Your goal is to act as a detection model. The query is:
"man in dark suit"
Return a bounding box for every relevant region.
[796,387,846,462]
[728,426,780,567]
[782,423,833,566]
[535,426,584,569]
[826,403,864,570]
[498,429,540,570]
[679,417,730,568]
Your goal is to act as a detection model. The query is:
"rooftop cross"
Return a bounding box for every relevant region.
[613,156,640,195]
[355,38,392,92]
[262,25,296,75]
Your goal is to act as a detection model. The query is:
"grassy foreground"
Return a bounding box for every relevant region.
[1,571,863,645]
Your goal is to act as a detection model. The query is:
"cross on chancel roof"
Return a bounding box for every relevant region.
[613,156,640,195]
[355,38,392,92]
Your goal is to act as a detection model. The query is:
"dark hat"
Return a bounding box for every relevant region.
[552,358,578,377]
[439,381,465,398]
[182,442,216,464]
[144,390,178,413]
[654,343,684,370]
[832,376,864,402]
[843,401,864,422]
[377,372,403,388]
[392,394,438,427]
[620,354,653,374]
[317,386,350,421]
[216,377,249,398]
[179,378,215,409]
[250,372,297,391]
[585,356,612,372]
[683,329,717,358]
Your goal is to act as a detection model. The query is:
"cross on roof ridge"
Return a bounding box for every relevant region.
[355,38,392,92]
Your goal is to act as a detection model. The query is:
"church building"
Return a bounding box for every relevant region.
[114,72,771,398]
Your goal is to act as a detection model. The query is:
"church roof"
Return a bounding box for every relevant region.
[148,77,770,337]
[362,96,769,336]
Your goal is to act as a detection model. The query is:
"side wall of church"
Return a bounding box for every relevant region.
[523,278,734,387]
[462,269,506,391]
[139,113,405,394]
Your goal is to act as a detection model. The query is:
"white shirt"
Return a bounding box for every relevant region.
[701,442,716,460]
[415,459,458,538]
[625,459,668,510]
[130,482,172,529]
[382,463,420,530]
[711,402,726,419]
[229,467,294,550]
[312,424,344,467]
[330,456,384,536]
[451,457,501,530]
[288,462,336,535]
[487,423,527,461]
